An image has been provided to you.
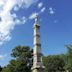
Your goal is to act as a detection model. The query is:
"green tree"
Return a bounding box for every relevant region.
[11,46,33,72]
[65,45,72,72]
[43,55,66,72]
[0,66,2,72]
[2,46,33,72]
[1,66,11,72]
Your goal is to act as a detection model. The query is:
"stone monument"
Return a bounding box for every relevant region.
[31,16,45,72]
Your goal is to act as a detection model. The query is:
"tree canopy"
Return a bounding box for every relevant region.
[1,44,72,72]
[43,55,66,72]
[0,66,2,72]
[2,46,33,72]
[65,45,72,72]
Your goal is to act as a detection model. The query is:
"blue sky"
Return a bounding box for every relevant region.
[0,0,72,66]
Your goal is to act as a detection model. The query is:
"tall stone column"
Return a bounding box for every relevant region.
[31,16,45,72]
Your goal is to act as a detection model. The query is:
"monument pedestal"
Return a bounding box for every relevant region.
[32,65,45,72]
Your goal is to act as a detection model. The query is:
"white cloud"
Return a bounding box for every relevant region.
[15,16,27,24]
[29,7,46,20]
[29,12,38,19]
[49,7,55,15]
[0,0,38,45]
[22,0,38,8]
[40,7,46,13]
[0,54,7,60]
[54,20,58,23]
[38,2,43,8]
[13,6,19,11]
[13,0,38,10]
[21,16,27,24]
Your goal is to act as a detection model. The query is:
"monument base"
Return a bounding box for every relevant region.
[31,65,45,72]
